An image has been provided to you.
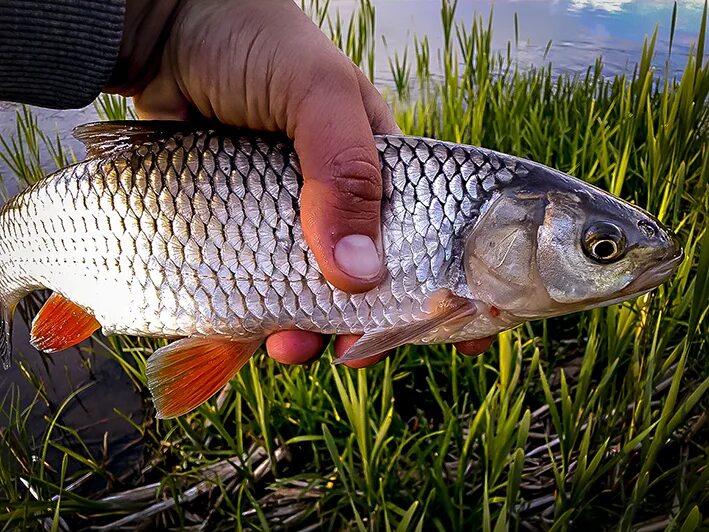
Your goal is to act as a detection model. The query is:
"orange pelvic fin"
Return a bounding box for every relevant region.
[335,292,477,365]
[30,293,101,353]
[146,336,262,419]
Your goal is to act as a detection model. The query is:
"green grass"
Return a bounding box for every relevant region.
[1,1,708,530]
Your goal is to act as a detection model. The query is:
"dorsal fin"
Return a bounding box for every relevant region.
[72,120,202,159]
[73,120,295,160]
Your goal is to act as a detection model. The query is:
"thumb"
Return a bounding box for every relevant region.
[293,64,385,293]
[132,64,192,120]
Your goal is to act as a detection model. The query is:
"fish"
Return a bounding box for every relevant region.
[0,121,683,418]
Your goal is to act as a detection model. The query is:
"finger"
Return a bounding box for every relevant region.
[132,66,192,120]
[454,336,495,357]
[293,59,385,294]
[353,66,402,135]
[334,334,391,369]
[266,330,327,365]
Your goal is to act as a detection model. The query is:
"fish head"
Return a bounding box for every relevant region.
[463,159,683,320]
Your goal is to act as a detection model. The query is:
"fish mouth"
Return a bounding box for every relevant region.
[621,246,684,296]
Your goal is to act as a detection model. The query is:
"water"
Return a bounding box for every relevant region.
[0,0,705,478]
[332,0,706,81]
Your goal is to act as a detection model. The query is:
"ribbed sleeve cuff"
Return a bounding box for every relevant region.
[0,0,125,109]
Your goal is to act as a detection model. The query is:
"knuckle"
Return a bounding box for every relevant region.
[327,148,382,205]
[288,55,358,109]
[367,106,390,132]
[328,196,379,223]
[310,58,360,93]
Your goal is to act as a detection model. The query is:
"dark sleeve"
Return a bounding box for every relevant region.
[0,0,125,109]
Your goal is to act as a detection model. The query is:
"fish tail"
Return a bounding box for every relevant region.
[0,299,13,369]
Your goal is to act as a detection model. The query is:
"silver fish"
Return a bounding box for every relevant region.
[0,121,682,417]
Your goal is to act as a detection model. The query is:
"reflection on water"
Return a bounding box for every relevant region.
[0,0,705,476]
[332,0,706,81]
[567,0,705,14]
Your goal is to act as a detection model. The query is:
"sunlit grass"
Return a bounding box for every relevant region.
[0,0,707,530]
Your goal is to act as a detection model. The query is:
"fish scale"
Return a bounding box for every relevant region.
[0,124,521,349]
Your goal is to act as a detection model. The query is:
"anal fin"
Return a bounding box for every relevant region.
[30,293,100,353]
[336,293,477,365]
[146,336,262,419]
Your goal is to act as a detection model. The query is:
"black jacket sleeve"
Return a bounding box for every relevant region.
[0,0,125,109]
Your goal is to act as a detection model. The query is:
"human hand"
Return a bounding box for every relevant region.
[107,0,493,366]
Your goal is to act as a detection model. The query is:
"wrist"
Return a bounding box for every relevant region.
[107,0,181,95]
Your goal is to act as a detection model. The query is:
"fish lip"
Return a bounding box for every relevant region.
[621,247,684,295]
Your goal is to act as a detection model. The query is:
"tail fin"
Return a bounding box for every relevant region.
[1,303,13,369]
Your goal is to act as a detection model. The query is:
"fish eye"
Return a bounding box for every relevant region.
[582,222,626,263]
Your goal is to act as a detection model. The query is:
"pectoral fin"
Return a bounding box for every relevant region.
[335,294,477,365]
[30,293,101,353]
[146,336,262,419]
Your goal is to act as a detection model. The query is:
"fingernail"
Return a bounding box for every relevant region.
[334,234,381,280]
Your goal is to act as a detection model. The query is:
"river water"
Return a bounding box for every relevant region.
[335,0,706,80]
[0,0,705,477]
